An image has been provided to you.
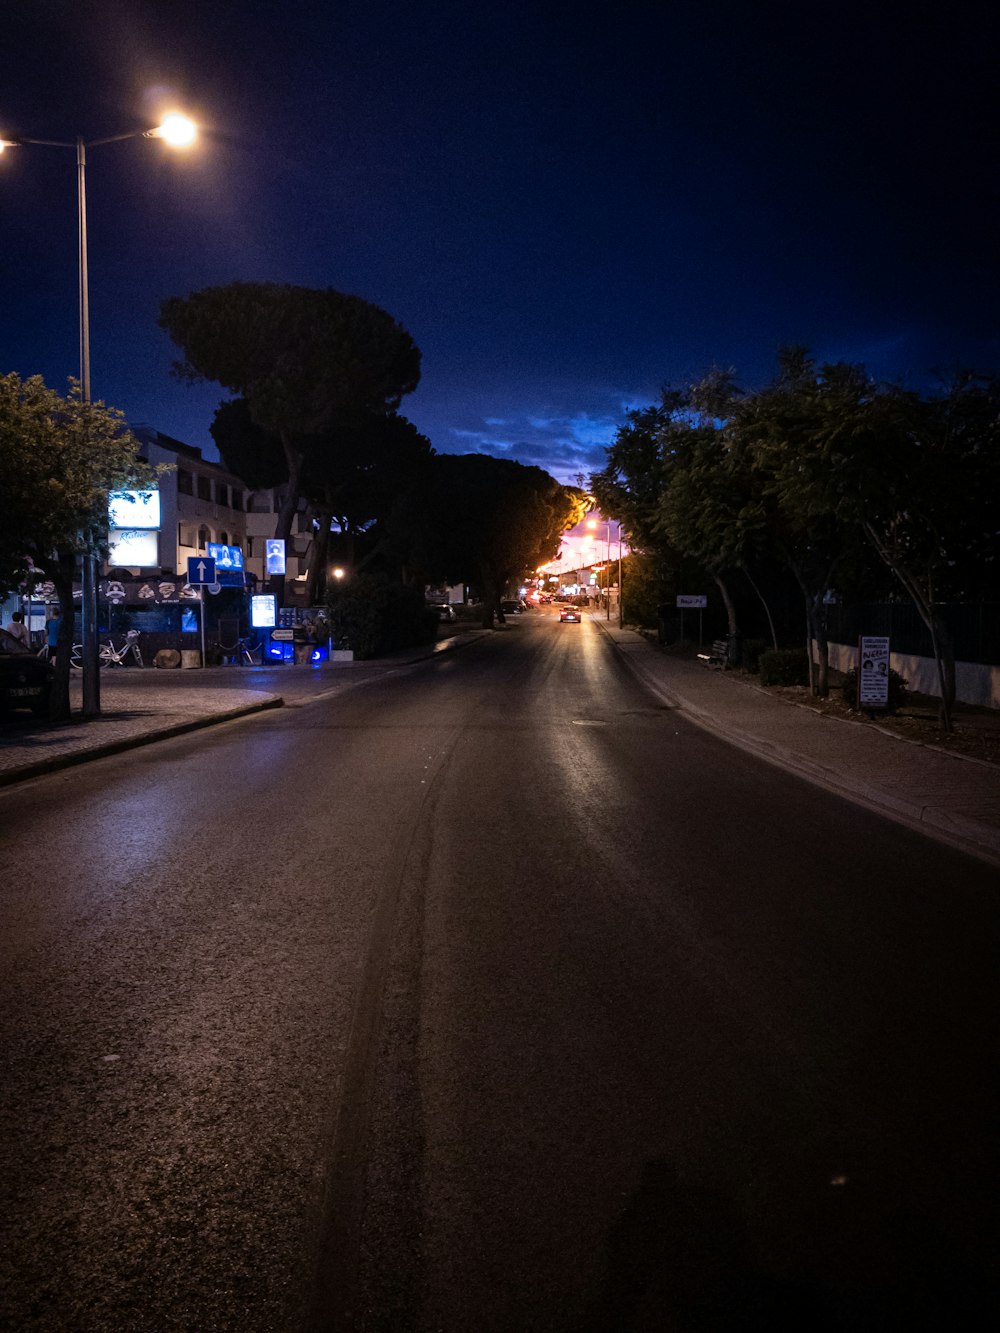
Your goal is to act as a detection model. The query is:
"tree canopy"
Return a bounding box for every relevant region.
[0,372,158,718]
[160,282,422,582]
[409,454,578,625]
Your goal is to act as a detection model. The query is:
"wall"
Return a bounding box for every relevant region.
[824,641,1000,709]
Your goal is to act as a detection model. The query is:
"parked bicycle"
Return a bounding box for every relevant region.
[70,630,144,670]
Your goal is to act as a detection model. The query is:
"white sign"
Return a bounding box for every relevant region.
[676,595,707,608]
[107,529,159,567]
[858,636,890,707]
[251,594,276,628]
[109,489,161,530]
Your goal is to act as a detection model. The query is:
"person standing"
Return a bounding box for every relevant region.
[4,610,31,649]
[45,608,61,661]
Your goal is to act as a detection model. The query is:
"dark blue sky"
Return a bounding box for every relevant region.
[2,1,997,484]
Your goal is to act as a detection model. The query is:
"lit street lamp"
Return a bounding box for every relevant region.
[1,114,197,716]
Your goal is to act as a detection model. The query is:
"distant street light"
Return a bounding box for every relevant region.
[1,114,197,715]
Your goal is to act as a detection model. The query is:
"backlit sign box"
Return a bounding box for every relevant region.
[109,490,161,530]
[207,542,244,571]
[251,594,277,628]
[265,539,286,575]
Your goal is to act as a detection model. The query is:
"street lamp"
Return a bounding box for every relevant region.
[1,114,197,716]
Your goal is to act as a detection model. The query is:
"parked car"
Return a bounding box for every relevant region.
[559,606,582,623]
[500,600,522,616]
[0,628,54,717]
[430,603,457,622]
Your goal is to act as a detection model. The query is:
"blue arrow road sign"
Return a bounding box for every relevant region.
[187,555,216,586]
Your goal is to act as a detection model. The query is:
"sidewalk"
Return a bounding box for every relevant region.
[0,629,488,789]
[593,616,1000,869]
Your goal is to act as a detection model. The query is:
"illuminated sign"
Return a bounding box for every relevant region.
[265,539,286,575]
[109,490,161,530]
[251,594,277,628]
[107,529,159,567]
[207,542,244,571]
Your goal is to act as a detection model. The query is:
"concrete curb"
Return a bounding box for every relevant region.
[0,632,488,788]
[595,619,1000,869]
[0,695,283,789]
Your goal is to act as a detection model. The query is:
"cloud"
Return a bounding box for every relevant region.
[436,393,634,484]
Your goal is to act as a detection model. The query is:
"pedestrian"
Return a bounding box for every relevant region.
[45,608,61,661]
[4,610,31,650]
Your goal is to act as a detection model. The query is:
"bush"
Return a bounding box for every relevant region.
[842,666,910,714]
[327,575,437,660]
[741,638,771,674]
[758,647,810,687]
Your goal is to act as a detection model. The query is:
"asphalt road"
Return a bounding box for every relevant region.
[1,611,996,1332]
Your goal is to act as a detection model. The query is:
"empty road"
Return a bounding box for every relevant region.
[2,610,996,1330]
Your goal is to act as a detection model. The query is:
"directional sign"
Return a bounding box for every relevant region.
[676,594,707,608]
[187,555,216,586]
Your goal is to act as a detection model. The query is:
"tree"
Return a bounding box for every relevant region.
[160,282,421,597]
[811,370,1000,729]
[717,350,871,696]
[410,455,577,627]
[592,388,751,643]
[211,397,435,604]
[0,373,157,720]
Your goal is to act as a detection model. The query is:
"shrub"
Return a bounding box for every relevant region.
[758,647,810,687]
[327,574,436,659]
[741,638,771,674]
[842,666,910,714]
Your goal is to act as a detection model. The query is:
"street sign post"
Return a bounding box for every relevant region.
[676,595,707,648]
[186,558,216,667]
[186,556,216,586]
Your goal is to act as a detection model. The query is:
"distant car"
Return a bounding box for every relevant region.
[559,606,582,623]
[430,603,457,622]
[500,600,522,616]
[0,628,54,717]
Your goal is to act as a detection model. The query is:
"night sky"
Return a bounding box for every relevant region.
[2,1,997,485]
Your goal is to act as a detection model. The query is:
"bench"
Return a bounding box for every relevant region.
[697,638,730,669]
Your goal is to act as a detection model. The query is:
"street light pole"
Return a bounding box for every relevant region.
[2,116,197,716]
[617,521,624,628]
[605,521,613,621]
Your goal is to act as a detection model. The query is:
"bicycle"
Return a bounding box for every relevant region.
[70,630,144,670]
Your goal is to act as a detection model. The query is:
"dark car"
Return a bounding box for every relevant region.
[559,606,582,623]
[500,600,522,616]
[0,628,54,717]
[429,602,457,622]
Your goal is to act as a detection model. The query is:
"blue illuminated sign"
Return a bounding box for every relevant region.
[265,539,286,575]
[207,543,244,571]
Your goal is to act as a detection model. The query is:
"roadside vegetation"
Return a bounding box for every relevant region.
[591,351,1000,730]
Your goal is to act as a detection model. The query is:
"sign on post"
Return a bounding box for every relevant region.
[186,555,216,586]
[676,595,707,608]
[858,636,891,708]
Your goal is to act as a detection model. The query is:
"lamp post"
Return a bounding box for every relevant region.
[617,521,624,628]
[1,114,197,716]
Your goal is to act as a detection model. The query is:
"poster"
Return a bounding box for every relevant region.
[858,636,890,708]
